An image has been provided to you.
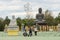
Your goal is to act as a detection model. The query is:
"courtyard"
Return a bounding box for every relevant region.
[1,32,60,40]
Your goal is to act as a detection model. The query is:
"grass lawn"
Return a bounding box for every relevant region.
[1,32,60,40]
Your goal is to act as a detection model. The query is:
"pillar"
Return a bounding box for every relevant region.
[40,26,41,31]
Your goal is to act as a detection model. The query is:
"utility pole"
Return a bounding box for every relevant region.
[24,2,33,19]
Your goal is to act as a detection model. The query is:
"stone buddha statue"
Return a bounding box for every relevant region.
[36,8,45,23]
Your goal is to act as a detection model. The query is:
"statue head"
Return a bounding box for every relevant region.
[38,8,42,13]
[12,15,15,19]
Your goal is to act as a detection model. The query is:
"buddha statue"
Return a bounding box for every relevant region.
[35,8,47,31]
[36,8,45,23]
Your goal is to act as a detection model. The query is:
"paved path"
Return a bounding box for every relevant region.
[1,32,60,40]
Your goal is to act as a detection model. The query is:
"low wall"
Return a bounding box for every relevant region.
[21,26,58,32]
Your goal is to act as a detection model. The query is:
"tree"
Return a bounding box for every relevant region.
[22,18,34,27]
[45,10,54,26]
[0,18,5,31]
[16,17,21,30]
[28,19,35,26]
[4,16,10,26]
[55,13,60,24]
[22,19,28,26]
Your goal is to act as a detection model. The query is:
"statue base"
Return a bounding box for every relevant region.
[7,27,19,36]
[36,22,47,25]
[7,30,19,36]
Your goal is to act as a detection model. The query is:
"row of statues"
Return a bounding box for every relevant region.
[4,8,46,36]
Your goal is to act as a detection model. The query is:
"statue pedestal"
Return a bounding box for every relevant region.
[7,30,19,36]
[35,22,48,31]
[7,16,19,36]
[7,27,19,36]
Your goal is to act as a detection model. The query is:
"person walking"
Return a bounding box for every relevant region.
[23,30,28,37]
[29,27,32,36]
[34,26,38,36]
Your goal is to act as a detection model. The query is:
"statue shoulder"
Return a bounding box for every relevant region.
[36,13,39,15]
[36,13,39,16]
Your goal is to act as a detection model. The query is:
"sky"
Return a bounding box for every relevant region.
[0,0,60,19]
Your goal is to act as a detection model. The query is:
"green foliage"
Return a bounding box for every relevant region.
[0,16,10,31]
[4,16,10,26]
[0,19,5,31]
[22,19,28,25]
[55,13,60,24]
[27,19,34,26]
[22,19,34,27]
[16,17,21,30]
[45,10,56,26]
[45,15,54,26]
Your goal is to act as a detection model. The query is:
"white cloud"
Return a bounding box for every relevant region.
[43,0,60,3]
[53,11,59,18]
[0,5,23,10]
[0,0,26,11]
[0,0,60,18]
[45,4,60,9]
[10,12,26,19]
[7,6,22,10]
[10,12,26,16]
[9,11,37,19]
